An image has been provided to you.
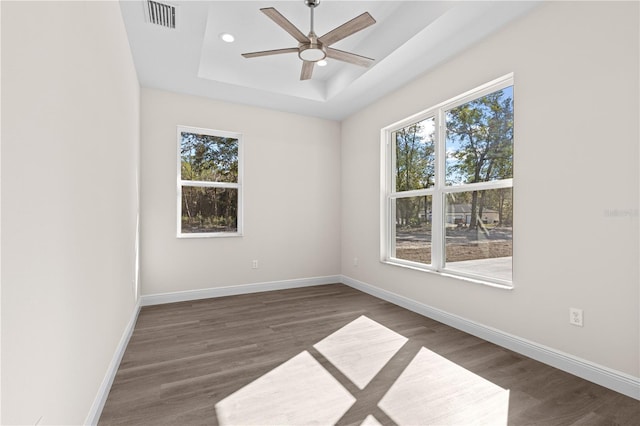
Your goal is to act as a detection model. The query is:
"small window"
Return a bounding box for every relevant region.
[382,75,513,287]
[177,126,242,238]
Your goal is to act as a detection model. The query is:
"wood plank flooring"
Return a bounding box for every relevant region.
[99,284,639,425]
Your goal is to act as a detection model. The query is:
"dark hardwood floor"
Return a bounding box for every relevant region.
[99,284,639,425]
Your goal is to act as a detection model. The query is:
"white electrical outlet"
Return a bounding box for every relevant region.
[569,308,583,327]
[353,257,359,267]
[252,260,258,269]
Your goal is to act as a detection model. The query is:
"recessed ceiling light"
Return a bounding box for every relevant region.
[317,60,328,67]
[220,33,235,43]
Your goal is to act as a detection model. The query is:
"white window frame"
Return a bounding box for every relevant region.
[381,74,514,288]
[177,125,243,238]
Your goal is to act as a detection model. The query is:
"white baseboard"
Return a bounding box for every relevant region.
[340,274,640,401]
[84,300,142,426]
[139,275,342,306]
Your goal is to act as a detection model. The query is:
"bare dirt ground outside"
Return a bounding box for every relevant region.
[395,226,512,263]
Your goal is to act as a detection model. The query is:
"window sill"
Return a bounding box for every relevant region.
[381,258,513,290]
[178,232,243,239]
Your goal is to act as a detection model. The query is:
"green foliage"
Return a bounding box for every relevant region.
[395,119,435,227]
[180,132,239,233]
[446,89,513,184]
[395,119,435,191]
[445,88,514,230]
[181,214,236,233]
[181,186,238,233]
[396,196,432,230]
[181,132,238,183]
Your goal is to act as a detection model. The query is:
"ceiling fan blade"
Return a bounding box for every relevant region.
[318,12,376,47]
[300,61,315,80]
[326,47,374,67]
[261,7,309,44]
[242,48,299,59]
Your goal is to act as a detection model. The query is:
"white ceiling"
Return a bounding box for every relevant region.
[120,0,539,120]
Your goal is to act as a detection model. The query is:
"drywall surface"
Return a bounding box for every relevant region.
[140,89,341,295]
[341,1,639,377]
[1,1,140,424]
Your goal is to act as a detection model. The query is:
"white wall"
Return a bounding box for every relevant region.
[341,1,639,377]
[1,2,636,423]
[1,1,140,424]
[140,89,341,295]
[0,2,3,420]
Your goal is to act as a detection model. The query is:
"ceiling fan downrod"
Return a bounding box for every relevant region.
[305,0,320,34]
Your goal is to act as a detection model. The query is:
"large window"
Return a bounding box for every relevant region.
[382,75,513,286]
[177,125,242,237]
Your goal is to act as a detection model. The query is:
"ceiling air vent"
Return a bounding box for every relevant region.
[145,0,176,29]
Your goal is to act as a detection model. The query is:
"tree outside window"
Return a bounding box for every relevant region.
[385,76,513,285]
[178,126,242,237]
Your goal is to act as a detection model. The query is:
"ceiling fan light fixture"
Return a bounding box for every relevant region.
[299,46,326,62]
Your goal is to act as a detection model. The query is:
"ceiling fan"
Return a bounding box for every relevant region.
[242,0,376,81]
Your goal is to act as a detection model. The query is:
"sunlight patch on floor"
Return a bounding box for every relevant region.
[378,347,509,425]
[215,351,355,425]
[215,316,510,425]
[313,315,408,389]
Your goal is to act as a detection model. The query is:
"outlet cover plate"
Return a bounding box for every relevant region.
[569,307,583,327]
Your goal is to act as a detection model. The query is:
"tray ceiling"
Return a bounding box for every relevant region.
[120,1,539,120]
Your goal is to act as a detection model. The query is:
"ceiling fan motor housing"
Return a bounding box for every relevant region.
[298,34,326,61]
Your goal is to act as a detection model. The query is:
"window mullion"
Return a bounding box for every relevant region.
[444,179,513,194]
[180,180,240,189]
[383,132,392,261]
[389,198,396,260]
[390,189,435,199]
[431,108,447,271]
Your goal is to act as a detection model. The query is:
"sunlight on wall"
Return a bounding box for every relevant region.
[215,316,509,425]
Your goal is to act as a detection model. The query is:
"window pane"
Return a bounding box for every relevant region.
[180,132,238,183]
[181,186,238,233]
[393,117,435,191]
[445,86,513,185]
[393,196,432,264]
[445,188,512,281]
